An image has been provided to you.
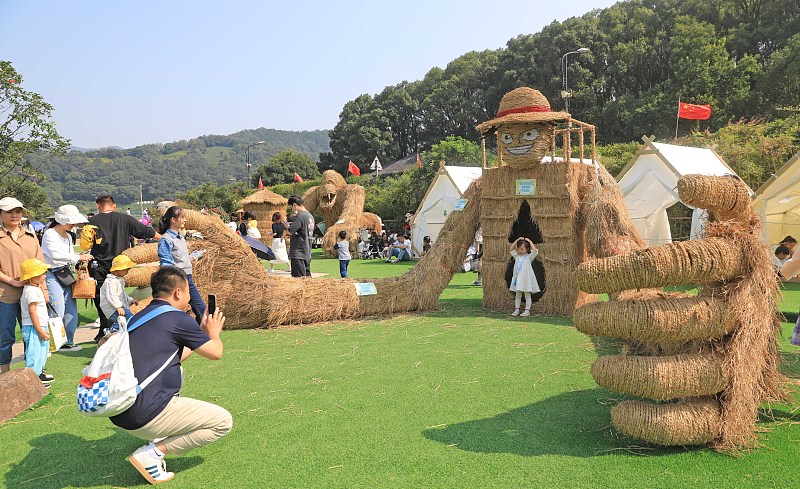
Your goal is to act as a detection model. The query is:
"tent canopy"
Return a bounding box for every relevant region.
[411,165,482,253]
[617,137,747,245]
[754,152,800,246]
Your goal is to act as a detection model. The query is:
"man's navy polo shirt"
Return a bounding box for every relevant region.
[110,299,210,430]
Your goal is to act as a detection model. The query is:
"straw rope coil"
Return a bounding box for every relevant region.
[611,397,721,446]
[575,237,744,293]
[122,243,160,264]
[591,353,729,401]
[574,296,731,342]
[125,266,159,288]
[677,174,751,222]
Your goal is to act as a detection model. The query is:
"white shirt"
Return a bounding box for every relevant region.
[227,221,238,232]
[335,240,351,260]
[21,285,48,327]
[100,274,133,318]
[41,228,80,268]
[394,239,410,250]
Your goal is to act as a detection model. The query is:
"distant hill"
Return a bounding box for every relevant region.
[34,128,330,205]
[69,145,124,153]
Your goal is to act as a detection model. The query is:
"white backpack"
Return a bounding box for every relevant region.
[77,305,179,417]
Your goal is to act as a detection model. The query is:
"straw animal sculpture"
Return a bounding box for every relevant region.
[302,170,383,256]
[574,174,788,450]
[121,181,480,329]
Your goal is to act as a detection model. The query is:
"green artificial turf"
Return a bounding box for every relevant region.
[2,253,800,488]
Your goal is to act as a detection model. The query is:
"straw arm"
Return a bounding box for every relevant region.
[301,185,321,214]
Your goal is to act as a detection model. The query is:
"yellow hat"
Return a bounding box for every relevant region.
[110,254,136,272]
[20,258,51,281]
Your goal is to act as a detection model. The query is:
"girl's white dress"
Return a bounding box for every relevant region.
[509,250,540,293]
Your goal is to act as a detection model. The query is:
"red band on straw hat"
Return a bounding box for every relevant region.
[497,105,551,118]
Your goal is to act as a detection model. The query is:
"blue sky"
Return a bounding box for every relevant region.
[1,0,617,148]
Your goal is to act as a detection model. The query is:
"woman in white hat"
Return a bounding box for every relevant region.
[0,197,44,373]
[41,205,93,351]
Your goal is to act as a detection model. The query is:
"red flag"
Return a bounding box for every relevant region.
[293,172,304,182]
[257,177,264,189]
[678,102,711,120]
[417,153,421,169]
[348,160,361,176]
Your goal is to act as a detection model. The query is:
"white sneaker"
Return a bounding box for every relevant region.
[520,309,531,317]
[128,446,174,485]
[511,309,520,316]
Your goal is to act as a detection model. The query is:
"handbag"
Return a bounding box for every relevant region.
[47,303,67,352]
[72,262,97,299]
[52,265,76,287]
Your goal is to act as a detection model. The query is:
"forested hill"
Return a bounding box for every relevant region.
[31,128,330,204]
[325,0,800,173]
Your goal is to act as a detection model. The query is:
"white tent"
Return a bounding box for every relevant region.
[617,137,746,245]
[411,165,482,253]
[754,152,800,247]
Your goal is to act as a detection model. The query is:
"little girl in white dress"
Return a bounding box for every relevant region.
[509,238,540,317]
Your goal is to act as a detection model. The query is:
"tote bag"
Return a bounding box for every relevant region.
[47,303,68,352]
[72,262,97,299]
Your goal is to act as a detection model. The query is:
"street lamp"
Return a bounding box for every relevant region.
[560,47,590,113]
[245,141,265,188]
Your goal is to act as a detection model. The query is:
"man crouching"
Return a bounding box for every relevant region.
[110,266,232,484]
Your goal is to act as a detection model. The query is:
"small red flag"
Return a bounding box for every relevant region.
[348,160,361,176]
[293,172,304,182]
[678,102,711,120]
[417,153,421,169]
[257,177,264,189]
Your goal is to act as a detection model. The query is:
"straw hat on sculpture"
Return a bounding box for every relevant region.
[115,85,786,451]
[301,170,382,257]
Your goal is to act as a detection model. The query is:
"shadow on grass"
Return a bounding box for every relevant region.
[422,389,699,458]
[5,431,201,488]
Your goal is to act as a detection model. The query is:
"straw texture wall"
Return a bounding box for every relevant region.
[611,397,721,446]
[239,188,289,244]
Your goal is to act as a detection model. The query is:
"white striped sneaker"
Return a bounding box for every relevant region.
[128,446,174,485]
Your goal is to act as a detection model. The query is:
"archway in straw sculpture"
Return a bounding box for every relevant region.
[503,200,546,303]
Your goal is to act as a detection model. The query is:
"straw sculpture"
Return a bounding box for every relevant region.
[238,188,289,244]
[574,174,788,450]
[117,180,480,329]
[303,170,383,257]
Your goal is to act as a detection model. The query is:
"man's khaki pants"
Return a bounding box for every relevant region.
[126,396,233,455]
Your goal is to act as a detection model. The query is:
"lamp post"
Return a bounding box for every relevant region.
[245,141,265,188]
[560,47,590,113]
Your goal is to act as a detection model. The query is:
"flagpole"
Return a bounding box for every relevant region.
[675,96,681,140]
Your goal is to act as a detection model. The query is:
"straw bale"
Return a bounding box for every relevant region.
[125,266,159,288]
[611,397,721,446]
[677,175,751,222]
[575,237,745,293]
[123,243,160,264]
[130,297,152,314]
[574,296,731,342]
[591,353,728,400]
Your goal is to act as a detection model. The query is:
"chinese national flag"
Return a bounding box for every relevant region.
[348,160,361,176]
[293,172,304,182]
[678,102,711,120]
[257,177,264,189]
[417,153,421,169]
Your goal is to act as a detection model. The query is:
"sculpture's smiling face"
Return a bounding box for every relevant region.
[498,122,554,169]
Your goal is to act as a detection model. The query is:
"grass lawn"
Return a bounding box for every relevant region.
[2,252,800,488]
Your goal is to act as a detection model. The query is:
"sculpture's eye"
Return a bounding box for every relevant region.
[522,129,540,141]
[501,133,513,144]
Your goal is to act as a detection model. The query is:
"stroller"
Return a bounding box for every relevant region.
[358,229,382,259]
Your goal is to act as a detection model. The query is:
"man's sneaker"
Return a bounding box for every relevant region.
[128,446,174,485]
[520,309,531,317]
[59,343,83,352]
[39,373,54,384]
[511,309,520,317]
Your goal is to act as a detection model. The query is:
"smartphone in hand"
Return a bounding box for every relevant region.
[208,294,216,315]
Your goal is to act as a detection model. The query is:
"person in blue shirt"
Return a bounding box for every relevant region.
[157,206,206,323]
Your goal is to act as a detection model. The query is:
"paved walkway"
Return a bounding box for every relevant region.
[10,322,100,365]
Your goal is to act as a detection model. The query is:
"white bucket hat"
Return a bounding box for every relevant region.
[0,197,25,212]
[54,205,89,225]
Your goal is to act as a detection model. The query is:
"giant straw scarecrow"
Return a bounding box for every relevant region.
[120,87,785,451]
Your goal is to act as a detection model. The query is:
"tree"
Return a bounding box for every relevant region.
[251,149,321,187]
[176,182,251,213]
[0,61,69,218]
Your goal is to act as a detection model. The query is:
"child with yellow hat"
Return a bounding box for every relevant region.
[19,258,54,385]
[99,255,138,334]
